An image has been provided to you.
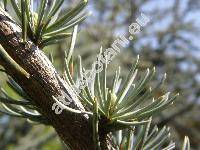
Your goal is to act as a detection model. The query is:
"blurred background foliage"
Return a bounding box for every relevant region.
[0,0,199,149]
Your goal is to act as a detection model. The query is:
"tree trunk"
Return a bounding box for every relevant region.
[0,8,100,150]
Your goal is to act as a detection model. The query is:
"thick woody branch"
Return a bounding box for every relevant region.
[0,8,95,150]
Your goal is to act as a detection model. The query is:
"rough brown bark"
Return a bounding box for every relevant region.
[0,8,97,150]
